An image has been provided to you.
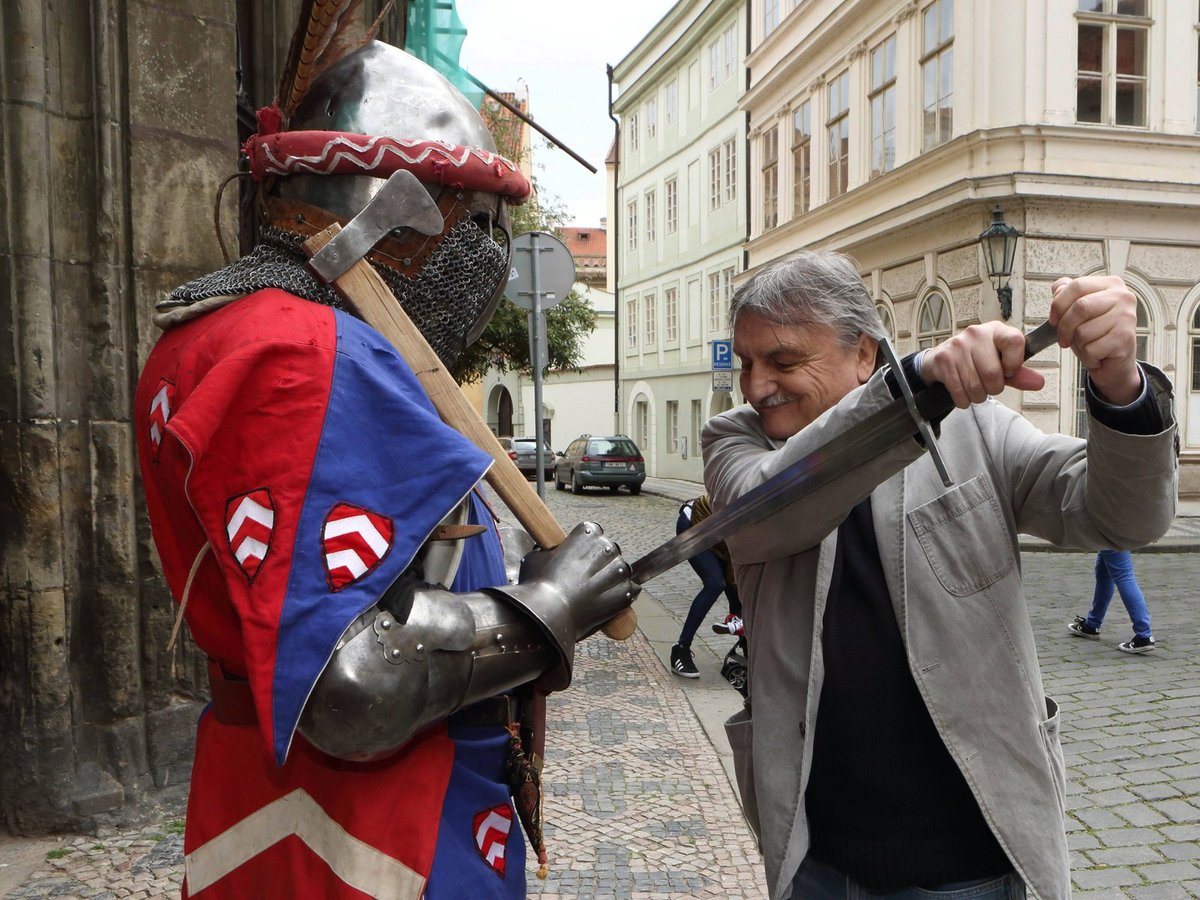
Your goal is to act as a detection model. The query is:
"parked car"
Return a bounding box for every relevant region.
[555,434,645,495]
[510,436,556,481]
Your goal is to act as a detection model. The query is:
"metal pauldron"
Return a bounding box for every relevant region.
[297,578,558,761]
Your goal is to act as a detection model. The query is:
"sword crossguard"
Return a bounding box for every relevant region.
[878,338,955,488]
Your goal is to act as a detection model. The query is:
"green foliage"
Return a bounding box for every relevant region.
[168,819,186,835]
[448,110,598,384]
[46,848,72,859]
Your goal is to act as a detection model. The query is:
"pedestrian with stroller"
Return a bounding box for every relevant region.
[670,495,742,678]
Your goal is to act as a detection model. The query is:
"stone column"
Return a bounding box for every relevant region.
[0,0,237,833]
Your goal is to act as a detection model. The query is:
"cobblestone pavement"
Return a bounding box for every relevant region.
[4,478,1198,898]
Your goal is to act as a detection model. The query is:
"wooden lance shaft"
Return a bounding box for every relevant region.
[304,224,638,641]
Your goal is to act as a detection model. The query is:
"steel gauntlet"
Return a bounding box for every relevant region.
[297,522,637,761]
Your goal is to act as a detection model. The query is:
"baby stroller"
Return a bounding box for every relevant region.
[721,638,748,697]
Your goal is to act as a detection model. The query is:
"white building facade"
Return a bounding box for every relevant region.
[612,0,749,480]
[744,0,1200,501]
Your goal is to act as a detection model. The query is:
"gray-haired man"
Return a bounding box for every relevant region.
[703,250,1176,900]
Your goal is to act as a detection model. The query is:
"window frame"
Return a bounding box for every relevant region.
[920,0,955,151]
[761,125,779,231]
[792,99,812,216]
[826,69,850,199]
[664,285,679,342]
[1075,1,1151,128]
[627,199,638,252]
[645,189,657,245]
[870,35,898,177]
[665,177,678,235]
[916,290,953,349]
[644,291,657,347]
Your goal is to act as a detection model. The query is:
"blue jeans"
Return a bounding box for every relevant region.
[676,507,740,647]
[1085,549,1152,640]
[790,857,1026,899]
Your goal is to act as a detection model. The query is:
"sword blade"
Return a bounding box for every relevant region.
[628,321,1058,585]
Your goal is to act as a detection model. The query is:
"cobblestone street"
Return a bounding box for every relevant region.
[2,480,1198,898]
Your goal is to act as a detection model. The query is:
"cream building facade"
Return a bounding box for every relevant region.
[612,0,749,481]
[744,0,1200,501]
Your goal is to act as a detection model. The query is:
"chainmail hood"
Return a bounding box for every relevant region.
[158,218,507,368]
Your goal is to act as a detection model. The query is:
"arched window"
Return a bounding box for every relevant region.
[875,302,894,341]
[916,291,952,348]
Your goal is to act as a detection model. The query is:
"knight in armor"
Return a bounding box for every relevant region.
[134,27,637,899]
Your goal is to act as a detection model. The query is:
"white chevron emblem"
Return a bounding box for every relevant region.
[473,804,513,877]
[148,380,173,452]
[184,789,424,899]
[322,503,394,591]
[225,490,274,580]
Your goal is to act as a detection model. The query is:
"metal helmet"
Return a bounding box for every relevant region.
[245,41,531,366]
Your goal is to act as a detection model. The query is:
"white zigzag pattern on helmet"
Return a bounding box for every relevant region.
[258,135,518,178]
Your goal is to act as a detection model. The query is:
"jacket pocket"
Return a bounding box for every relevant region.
[725,706,761,846]
[907,475,1015,597]
[1039,696,1067,812]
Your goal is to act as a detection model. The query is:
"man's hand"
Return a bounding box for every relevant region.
[1050,275,1141,406]
[920,321,1045,409]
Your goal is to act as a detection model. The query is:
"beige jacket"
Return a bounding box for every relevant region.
[702,365,1177,900]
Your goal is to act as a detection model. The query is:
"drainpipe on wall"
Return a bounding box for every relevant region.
[607,63,621,435]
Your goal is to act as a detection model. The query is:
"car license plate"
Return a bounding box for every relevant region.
[604,462,625,468]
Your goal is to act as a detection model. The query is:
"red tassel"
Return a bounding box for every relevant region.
[256,104,283,136]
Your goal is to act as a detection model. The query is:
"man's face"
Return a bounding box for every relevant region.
[734,312,878,440]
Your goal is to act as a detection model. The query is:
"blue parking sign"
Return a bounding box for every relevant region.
[712,339,733,370]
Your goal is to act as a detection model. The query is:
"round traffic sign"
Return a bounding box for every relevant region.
[505,231,575,311]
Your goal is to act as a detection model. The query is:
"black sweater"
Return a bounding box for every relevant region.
[803,498,1011,890]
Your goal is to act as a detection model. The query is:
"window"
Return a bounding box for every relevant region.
[870,36,897,177]
[826,70,850,199]
[1190,305,1200,390]
[723,24,737,81]
[709,140,736,210]
[707,272,723,333]
[665,178,678,235]
[665,79,679,126]
[644,292,657,346]
[628,110,640,153]
[921,0,954,150]
[646,97,658,142]
[917,291,952,348]
[876,302,894,341]
[667,401,680,452]
[708,265,735,333]
[627,200,638,251]
[691,399,703,455]
[664,286,679,342]
[1076,0,1149,127]
[636,399,649,449]
[709,147,723,210]
[645,189,657,244]
[764,0,780,37]
[792,100,812,215]
[723,137,737,204]
[761,126,779,230]
[709,22,737,90]
[626,296,638,349]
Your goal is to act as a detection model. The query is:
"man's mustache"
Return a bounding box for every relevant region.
[753,394,799,411]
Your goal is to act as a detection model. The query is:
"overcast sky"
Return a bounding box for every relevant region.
[456,0,678,226]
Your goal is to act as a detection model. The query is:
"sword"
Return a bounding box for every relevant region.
[629,321,1059,585]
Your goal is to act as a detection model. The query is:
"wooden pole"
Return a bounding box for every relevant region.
[304,224,637,641]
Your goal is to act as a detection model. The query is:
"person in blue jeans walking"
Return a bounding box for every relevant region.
[670,496,742,678]
[1068,549,1156,653]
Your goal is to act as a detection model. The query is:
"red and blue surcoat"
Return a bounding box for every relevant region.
[135,289,525,898]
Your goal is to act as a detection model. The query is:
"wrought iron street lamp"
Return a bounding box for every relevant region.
[979,205,1020,320]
